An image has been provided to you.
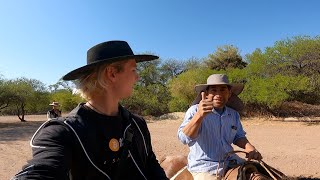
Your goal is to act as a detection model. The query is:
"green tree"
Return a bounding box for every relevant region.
[245,48,269,77]
[159,59,185,84]
[1,78,51,121]
[205,45,247,70]
[264,36,320,77]
[241,75,310,108]
[0,77,15,112]
[49,80,75,93]
[6,78,34,121]
[168,68,215,112]
[123,58,172,116]
[246,35,320,104]
[50,89,83,112]
[184,57,206,70]
[137,59,161,86]
[123,84,170,116]
[24,79,50,114]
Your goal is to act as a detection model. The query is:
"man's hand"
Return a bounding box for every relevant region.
[197,92,214,117]
[182,92,214,138]
[234,137,262,161]
[246,149,263,161]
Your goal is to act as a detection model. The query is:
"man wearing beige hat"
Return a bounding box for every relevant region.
[47,101,62,120]
[177,74,262,180]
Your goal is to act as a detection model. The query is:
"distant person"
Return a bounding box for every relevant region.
[177,74,262,180]
[46,101,62,120]
[13,40,168,180]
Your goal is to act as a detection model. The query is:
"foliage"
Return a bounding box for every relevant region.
[0,78,14,111]
[50,89,84,112]
[205,45,247,70]
[124,57,209,115]
[23,79,50,114]
[241,75,310,108]
[265,36,320,77]
[27,91,51,114]
[245,35,320,104]
[123,58,192,116]
[48,80,76,93]
[123,84,171,116]
[168,68,215,112]
[122,59,175,116]
[159,59,185,83]
[169,62,311,113]
[245,48,268,77]
[137,59,162,86]
[184,57,207,70]
[5,78,35,121]
[1,35,320,118]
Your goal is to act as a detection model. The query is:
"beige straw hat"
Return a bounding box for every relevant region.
[191,74,244,111]
[49,101,60,107]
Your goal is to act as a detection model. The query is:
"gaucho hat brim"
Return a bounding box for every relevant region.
[191,74,245,112]
[62,54,158,80]
[62,41,159,80]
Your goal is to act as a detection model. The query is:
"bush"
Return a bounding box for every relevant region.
[168,68,216,112]
[123,84,171,116]
[50,89,84,112]
[242,74,310,108]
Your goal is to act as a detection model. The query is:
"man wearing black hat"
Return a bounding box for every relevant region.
[13,41,168,180]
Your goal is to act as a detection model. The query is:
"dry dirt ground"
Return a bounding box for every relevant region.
[1,113,319,180]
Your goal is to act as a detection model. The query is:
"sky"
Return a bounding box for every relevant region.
[1,0,320,86]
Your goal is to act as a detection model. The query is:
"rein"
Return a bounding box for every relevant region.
[220,150,287,180]
[170,166,187,180]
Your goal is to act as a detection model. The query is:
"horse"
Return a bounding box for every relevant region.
[159,154,319,180]
[159,155,192,180]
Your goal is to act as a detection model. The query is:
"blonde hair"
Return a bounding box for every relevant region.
[75,60,127,100]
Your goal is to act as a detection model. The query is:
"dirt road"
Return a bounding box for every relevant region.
[1,114,319,179]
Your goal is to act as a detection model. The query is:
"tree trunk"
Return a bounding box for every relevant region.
[17,104,26,122]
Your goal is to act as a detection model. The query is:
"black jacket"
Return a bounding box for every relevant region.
[13,104,168,180]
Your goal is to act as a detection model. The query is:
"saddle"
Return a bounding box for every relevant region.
[222,151,288,180]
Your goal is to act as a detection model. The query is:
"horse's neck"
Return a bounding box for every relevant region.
[170,166,187,180]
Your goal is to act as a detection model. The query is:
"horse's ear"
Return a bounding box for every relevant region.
[159,155,167,164]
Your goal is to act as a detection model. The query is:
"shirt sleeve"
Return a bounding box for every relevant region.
[233,112,246,143]
[177,105,199,145]
[47,111,52,120]
[13,122,73,179]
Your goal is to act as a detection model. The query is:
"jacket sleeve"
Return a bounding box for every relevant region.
[147,150,169,180]
[13,121,73,179]
[141,119,169,180]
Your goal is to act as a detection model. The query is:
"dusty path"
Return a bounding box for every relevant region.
[1,114,319,179]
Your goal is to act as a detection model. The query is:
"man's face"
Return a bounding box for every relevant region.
[206,85,231,109]
[113,59,139,99]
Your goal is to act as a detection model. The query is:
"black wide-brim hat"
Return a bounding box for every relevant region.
[62,40,159,80]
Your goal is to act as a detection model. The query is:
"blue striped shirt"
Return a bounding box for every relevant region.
[177,105,246,175]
